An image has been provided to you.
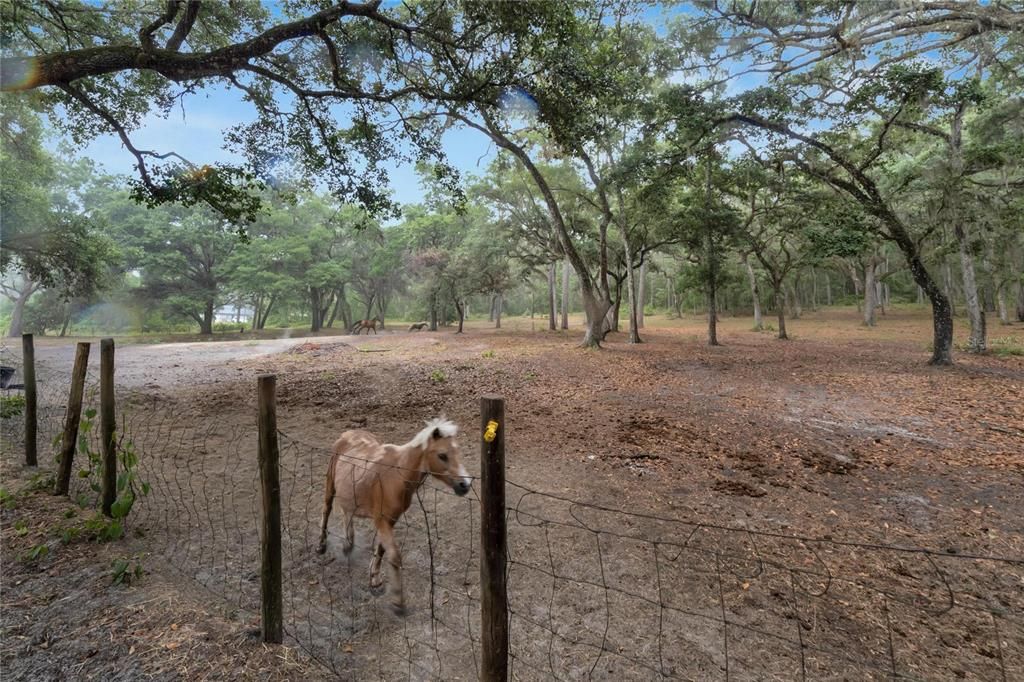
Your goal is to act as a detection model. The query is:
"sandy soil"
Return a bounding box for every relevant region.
[2,307,1022,680]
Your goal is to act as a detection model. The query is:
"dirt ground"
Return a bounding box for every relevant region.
[2,307,1022,680]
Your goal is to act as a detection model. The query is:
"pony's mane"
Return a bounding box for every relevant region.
[411,417,458,447]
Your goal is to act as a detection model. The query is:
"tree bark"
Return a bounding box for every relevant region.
[743,255,763,330]
[200,299,215,335]
[774,284,788,339]
[455,299,465,333]
[561,256,571,329]
[955,223,986,351]
[863,259,877,327]
[637,260,647,329]
[707,283,719,345]
[622,235,642,344]
[947,103,984,352]
[494,292,503,329]
[5,281,38,338]
[996,285,1009,325]
[429,292,438,331]
[309,289,322,332]
[547,261,557,331]
[606,278,622,334]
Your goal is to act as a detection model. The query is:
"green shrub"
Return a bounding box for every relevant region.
[0,395,26,419]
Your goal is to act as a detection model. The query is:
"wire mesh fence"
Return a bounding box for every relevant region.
[503,483,1023,681]
[1,346,1021,680]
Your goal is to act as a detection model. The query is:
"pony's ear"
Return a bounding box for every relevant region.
[432,427,442,440]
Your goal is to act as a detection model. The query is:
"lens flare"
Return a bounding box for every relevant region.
[1,57,41,91]
[498,87,539,121]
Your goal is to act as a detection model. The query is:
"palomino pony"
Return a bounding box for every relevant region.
[351,319,379,334]
[317,418,471,614]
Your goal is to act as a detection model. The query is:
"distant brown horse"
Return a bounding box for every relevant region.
[317,418,470,613]
[351,319,379,334]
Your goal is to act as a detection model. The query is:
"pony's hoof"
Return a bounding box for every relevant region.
[316,543,327,555]
[369,579,384,594]
[342,542,354,555]
[390,602,407,617]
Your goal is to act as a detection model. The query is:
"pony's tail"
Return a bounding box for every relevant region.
[317,450,341,554]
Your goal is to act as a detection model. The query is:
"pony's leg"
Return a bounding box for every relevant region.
[369,541,385,589]
[317,478,334,555]
[340,509,354,554]
[374,520,405,614]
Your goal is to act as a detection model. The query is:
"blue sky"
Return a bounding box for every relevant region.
[47,2,752,208]
[62,86,499,207]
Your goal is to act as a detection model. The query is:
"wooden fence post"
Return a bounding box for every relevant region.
[22,333,37,467]
[100,339,116,517]
[54,342,90,496]
[480,394,508,682]
[257,374,283,644]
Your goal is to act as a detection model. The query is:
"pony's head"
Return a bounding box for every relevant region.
[414,417,470,496]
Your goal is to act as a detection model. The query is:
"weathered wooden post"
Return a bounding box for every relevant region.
[100,338,117,517]
[22,333,37,466]
[54,342,90,496]
[257,374,283,644]
[480,394,508,681]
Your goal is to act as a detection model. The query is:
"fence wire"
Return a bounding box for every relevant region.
[0,350,1021,680]
[502,482,1023,681]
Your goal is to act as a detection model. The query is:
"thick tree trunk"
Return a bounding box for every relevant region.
[200,299,215,335]
[429,293,438,331]
[774,285,788,340]
[826,272,832,306]
[547,262,557,331]
[5,282,37,338]
[310,289,322,332]
[606,279,622,334]
[707,283,719,346]
[489,294,496,322]
[955,223,986,352]
[494,292,503,329]
[743,256,763,330]
[455,299,465,333]
[907,249,954,364]
[561,257,571,329]
[863,260,877,327]
[623,236,642,344]
[996,285,1009,325]
[581,297,612,347]
[637,260,646,329]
